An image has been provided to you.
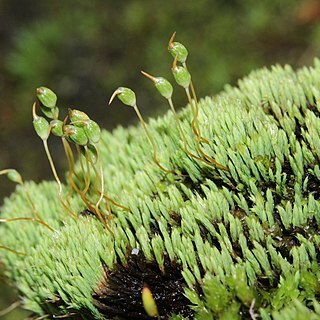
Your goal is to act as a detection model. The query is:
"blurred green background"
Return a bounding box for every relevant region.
[1,0,320,318]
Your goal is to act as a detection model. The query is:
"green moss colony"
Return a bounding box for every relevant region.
[2,60,320,319]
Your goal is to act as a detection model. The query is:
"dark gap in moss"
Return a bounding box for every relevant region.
[232,208,254,252]
[259,180,281,208]
[304,171,320,200]
[314,289,320,306]
[149,219,162,236]
[281,159,296,194]
[230,240,244,261]
[271,209,291,246]
[198,223,222,252]
[265,206,317,265]
[296,217,318,240]
[306,298,320,315]
[177,168,237,202]
[313,230,320,263]
[180,177,206,199]
[261,100,282,127]
[79,208,95,217]
[200,167,238,191]
[229,208,245,223]
[93,250,194,320]
[169,211,182,227]
[223,210,244,261]
[149,191,159,201]
[271,224,313,263]
[256,269,281,292]
[306,98,320,118]
[257,157,298,208]
[121,212,143,240]
[294,117,304,141]
[178,188,191,203]
[261,222,282,247]
[239,302,256,320]
[226,226,245,262]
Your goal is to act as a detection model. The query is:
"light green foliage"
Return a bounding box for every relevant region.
[2,59,320,319]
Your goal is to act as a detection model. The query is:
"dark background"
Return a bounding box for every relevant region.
[0,0,320,318]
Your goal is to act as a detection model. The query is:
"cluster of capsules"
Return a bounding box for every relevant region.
[109,32,228,173]
[0,32,228,243]
[0,32,230,319]
[33,86,131,231]
[1,87,128,235]
[0,32,228,238]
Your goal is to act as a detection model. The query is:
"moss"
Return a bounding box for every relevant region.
[2,58,320,319]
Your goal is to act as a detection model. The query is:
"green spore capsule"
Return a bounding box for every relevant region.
[0,169,23,185]
[7,169,23,185]
[169,43,188,63]
[84,120,101,144]
[168,32,188,63]
[32,103,50,140]
[141,71,173,100]
[155,78,173,100]
[50,120,64,137]
[36,87,57,109]
[64,125,88,146]
[109,87,136,107]
[172,64,191,89]
[33,116,50,140]
[69,109,90,125]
